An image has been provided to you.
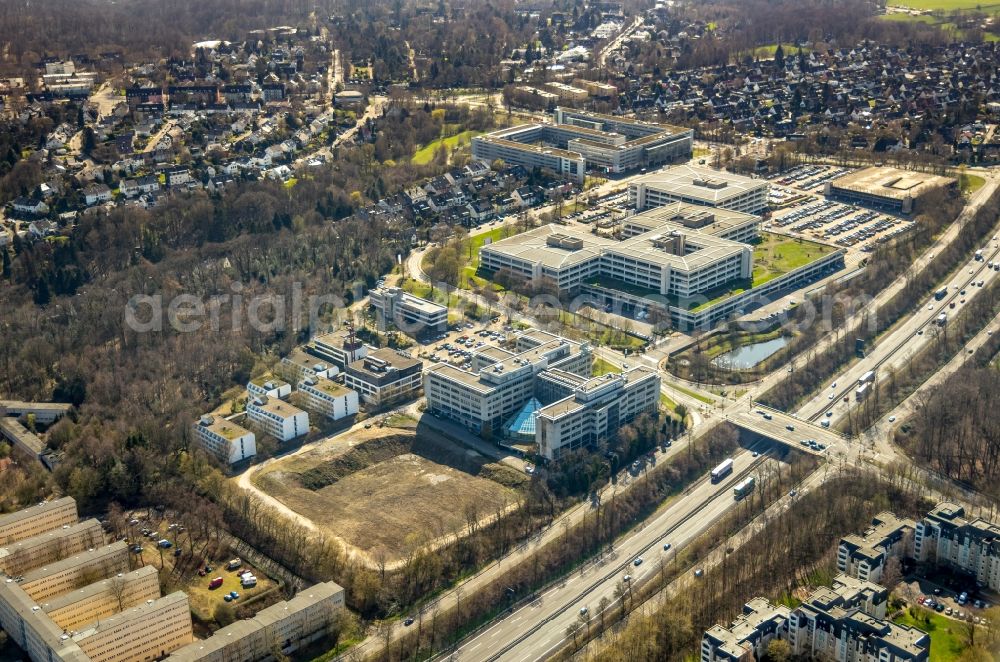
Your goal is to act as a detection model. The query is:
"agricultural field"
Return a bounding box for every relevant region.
[250,424,525,565]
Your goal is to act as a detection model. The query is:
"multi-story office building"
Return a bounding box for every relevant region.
[837,512,915,584]
[71,592,193,662]
[424,331,592,438]
[914,502,1000,591]
[297,376,360,421]
[535,367,660,458]
[704,575,929,662]
[343,349,423,408]
[479,203,757,299]
[0,519,104,576]
[192,415,257,465]
[701,597,790,662]
[278,347,338,384]
[825,166,957,215]
[369,287,448,336]
[630,165,770,215]
[471,108,692,182]
[168,582,346,662]
[305,329,368,370]
[425,330,658,458]
[42,566,162,631]
[0,497,78,546]
[245,396,310,442]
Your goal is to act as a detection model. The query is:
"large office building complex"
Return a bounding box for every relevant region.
[369,287,448,336]
[424,329,659,459]
[471,108,693,182]
[914,502,1000,591]
[629,165,770,215]
[702,575,929,662]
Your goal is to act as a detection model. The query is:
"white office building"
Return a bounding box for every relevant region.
[630,165,770,215]
[297,376,359,421]
[369,287,448,336]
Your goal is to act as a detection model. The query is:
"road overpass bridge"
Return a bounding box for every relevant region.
[729,404,845,455]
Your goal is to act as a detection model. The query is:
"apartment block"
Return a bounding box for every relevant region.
[343,348,423,408]
[787,575,927,661]
[168,582,346,662]
[0,519,104,576]
[704,575,928,662]
[297,376,360,421]
[42,566,162,631]
[72,591,193,662]
[369,287,448,336]
[246,395,310,442]
[914,502,1000,591]
[838,512,915,584]
[192,415,257,465]
[18,542,130,602]
[0,497,78,546]
[630,165,770,215]
[306,328,368,370]
[246,376,292,400]
[701,597,789,662]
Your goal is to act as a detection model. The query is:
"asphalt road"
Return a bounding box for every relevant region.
[453,450,772,662]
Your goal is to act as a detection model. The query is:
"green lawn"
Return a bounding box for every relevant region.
[751,232,837,287]
[959,173,986,193]
[412,130,483,165]
[592,356,621,376]
[889,0,1000,9]
[893,609,966,661]
[879,12,940,23]
[752,43,810,59]
[670,383,714,404]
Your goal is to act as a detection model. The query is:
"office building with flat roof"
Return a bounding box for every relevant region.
[0,401,73,424]
[192,415,257,465]
[838,512,915,584]
[297,376,359,421]
[246,396,309,442]
[247,376,292,400]
[630,165,770,215]
[914,502,1000,591]
[278,348,338,384]
[343,348,423,408]
[0,418,46,459]
[0,519,103,576]
[0,498,78,547]
[472,108,692,182]
[306,328,368,370]
[370,287,448,336]
[825,166,957,214]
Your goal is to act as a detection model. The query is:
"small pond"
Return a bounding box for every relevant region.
[712,336,789,370]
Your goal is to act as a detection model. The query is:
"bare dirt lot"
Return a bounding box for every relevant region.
[250,424,525,565]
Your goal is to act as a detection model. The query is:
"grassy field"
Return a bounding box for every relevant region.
[889,0,1000,9]
[252,427,523,564]
[670,383,715,404]
[752,232,838,286]
[751,42,809,58]
[592,356,622,376]
[959,172,987,193]
[893,609,967,660]
[412,129,483,165]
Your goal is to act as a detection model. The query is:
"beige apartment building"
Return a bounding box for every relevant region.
[73,592,193,662]
[0,497,78,546]
[18,542,130,602]
[42,566,162,631]
[0,519,104,576]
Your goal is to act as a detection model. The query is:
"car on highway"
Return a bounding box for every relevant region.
[579,607,588,616]
[694,568,704,578]
[663,543,671,551]
[404,617,414,626]
[888,416,896,422]
[831,382,837,389]
[633,557,643,566]
[829,394,835,399]
[623,574,632,582]
[786,424,795,431]
[789,490,798,497]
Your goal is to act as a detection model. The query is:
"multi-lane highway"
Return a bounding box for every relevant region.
[453,449,773,662]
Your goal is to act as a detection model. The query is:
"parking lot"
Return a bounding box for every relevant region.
[415,318,517,370]
[767,164,851,193]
